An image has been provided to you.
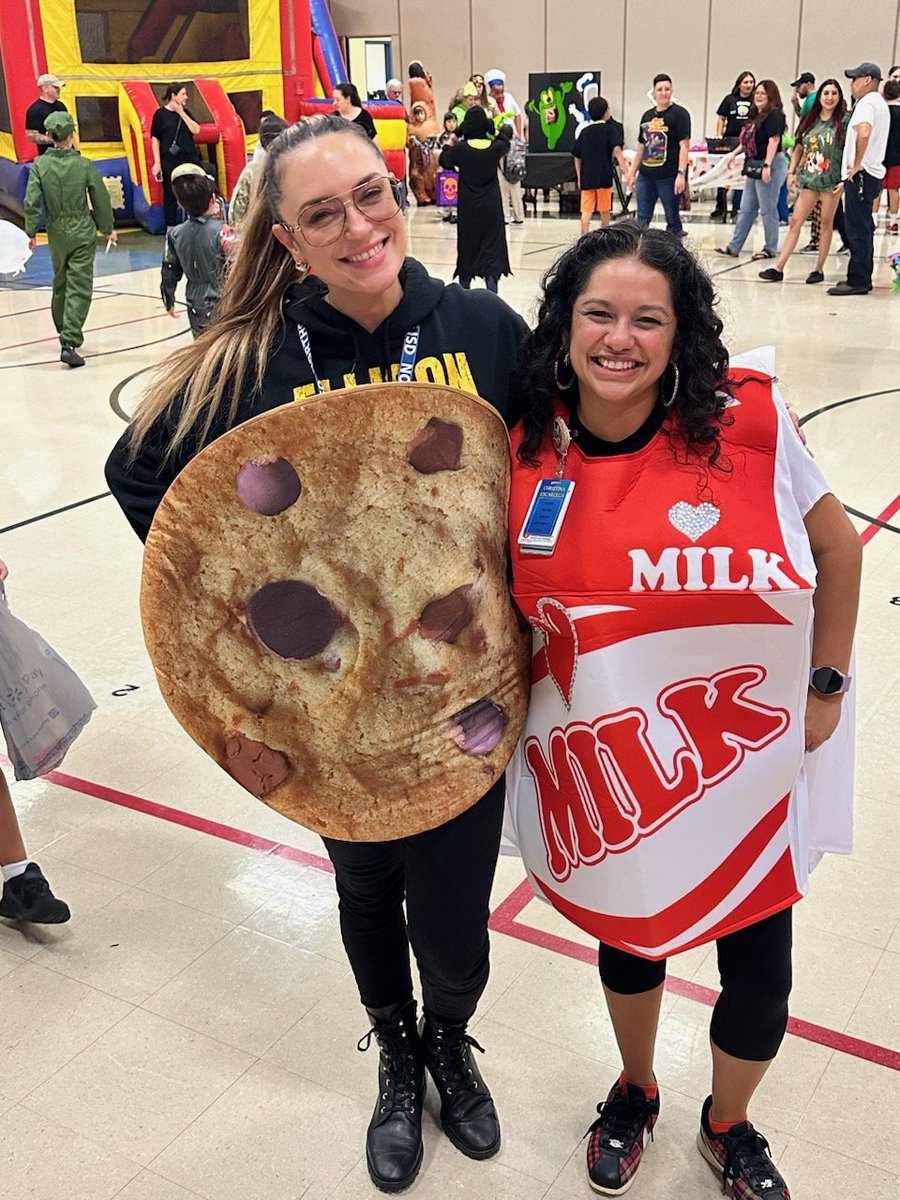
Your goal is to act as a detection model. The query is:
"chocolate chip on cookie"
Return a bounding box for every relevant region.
[407,418,463,474]
[447,697,507,756]
[418,585,474,643]
[224,732,290,796]
[247,580,342,659]
[236,457,302,515]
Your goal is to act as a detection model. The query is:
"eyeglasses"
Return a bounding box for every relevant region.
[280,176,402,245]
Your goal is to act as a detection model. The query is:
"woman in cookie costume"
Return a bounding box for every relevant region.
[506,223,861,1200]
[105,114,528,1194]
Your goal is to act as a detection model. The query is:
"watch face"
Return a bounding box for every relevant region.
[811,666,844,695]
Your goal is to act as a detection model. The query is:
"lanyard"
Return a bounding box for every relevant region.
[296,323,421,394]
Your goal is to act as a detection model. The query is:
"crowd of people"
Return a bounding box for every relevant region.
[4,44,883,1200]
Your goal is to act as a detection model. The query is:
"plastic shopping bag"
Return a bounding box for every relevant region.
[0,585,96,780]
[0,220,32,276]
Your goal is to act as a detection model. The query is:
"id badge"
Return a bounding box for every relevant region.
[517,478,575,555]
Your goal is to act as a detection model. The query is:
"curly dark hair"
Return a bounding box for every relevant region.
[515,221,734,468]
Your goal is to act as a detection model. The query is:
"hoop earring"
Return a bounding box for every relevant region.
[662,361,679,408]
[553,350,575,391]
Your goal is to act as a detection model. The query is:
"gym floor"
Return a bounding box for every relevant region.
[0,198,898,1200]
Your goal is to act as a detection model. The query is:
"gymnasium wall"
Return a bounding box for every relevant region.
[331,0,900,142]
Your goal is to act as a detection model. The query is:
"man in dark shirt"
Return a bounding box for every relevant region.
[626,74,691,237]
[573,97,628,233]
[25,73,69,155]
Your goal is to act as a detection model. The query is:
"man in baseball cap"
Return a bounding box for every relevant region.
[844,62,883,81]
[828,62,890,294]
[790,72,816,118]
[26,73,68,155]
[24,109,116,366]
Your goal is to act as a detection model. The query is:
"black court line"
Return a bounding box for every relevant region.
[109,363,158,422]
[0,326,190,370]
[798,387,900,425]
[0,492,111,535]
[800,386,900,536]
[0,292,122,321]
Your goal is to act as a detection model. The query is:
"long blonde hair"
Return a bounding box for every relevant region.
[127,115,384,459]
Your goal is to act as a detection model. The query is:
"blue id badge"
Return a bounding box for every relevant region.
[517,478,575,555]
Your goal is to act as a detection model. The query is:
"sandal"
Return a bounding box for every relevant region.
[751,250,776,260]
[715,247,739,257]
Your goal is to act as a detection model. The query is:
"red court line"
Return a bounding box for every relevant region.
[2,311,174,352]
[12,759,895,1072]
[36,765,334,874]
[859,494,900,546]
[489,875,900,1072]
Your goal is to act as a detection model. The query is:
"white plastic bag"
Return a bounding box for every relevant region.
[0,220,32,276]
[0,585,96,780]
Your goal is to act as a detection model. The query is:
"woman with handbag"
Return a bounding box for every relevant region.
[716,80,788,260]
[150,84,205,230]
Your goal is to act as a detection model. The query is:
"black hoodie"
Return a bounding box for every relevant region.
[106,258,529,541]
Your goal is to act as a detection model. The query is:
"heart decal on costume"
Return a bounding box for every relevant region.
[668,501,721,543]
[532,598,578,709]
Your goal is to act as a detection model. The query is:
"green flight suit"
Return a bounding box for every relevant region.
[24,148,115,349]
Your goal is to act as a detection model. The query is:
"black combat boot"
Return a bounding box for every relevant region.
[358,1001,425,1192]
[421,1018,500,1159]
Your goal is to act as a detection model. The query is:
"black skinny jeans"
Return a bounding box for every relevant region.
[599,906,793,1061]
[322,778,505,1025]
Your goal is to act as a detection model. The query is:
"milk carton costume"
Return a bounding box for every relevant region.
[506,361,853,960]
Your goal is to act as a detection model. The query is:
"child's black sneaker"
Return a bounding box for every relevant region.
[0,863,71,924]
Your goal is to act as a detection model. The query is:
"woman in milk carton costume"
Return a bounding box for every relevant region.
[506,222,861,1200]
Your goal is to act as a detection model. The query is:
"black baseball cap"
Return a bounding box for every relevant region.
[844,62,882,80]
[791,72,815,87]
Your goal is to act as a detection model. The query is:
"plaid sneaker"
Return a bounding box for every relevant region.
[697,1095,790,1199]
[585,1077,659,1195]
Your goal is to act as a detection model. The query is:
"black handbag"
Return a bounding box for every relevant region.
[167,114,184,156]
[742,158,765,179]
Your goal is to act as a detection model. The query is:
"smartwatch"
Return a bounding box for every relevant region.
[809,666,851,696]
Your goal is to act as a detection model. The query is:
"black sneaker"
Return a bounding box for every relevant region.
[698,1095,790,1199]
[585,1077,659,1194]
[805,270,825,284]
[60,346,85,368]
[799,242,819,254]
[759,267,784,282]
[0,863,71,924]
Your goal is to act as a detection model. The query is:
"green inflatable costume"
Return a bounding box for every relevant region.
[24,111,114,362]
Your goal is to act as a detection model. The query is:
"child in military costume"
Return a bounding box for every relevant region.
[24,110,117,368]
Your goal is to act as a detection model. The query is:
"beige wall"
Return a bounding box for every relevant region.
[332,0,900,140]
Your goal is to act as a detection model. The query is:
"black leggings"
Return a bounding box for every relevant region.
[599,907,793,1061]
[322,779,504,1025]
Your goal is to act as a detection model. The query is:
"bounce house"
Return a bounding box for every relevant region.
[0,0,406,233]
